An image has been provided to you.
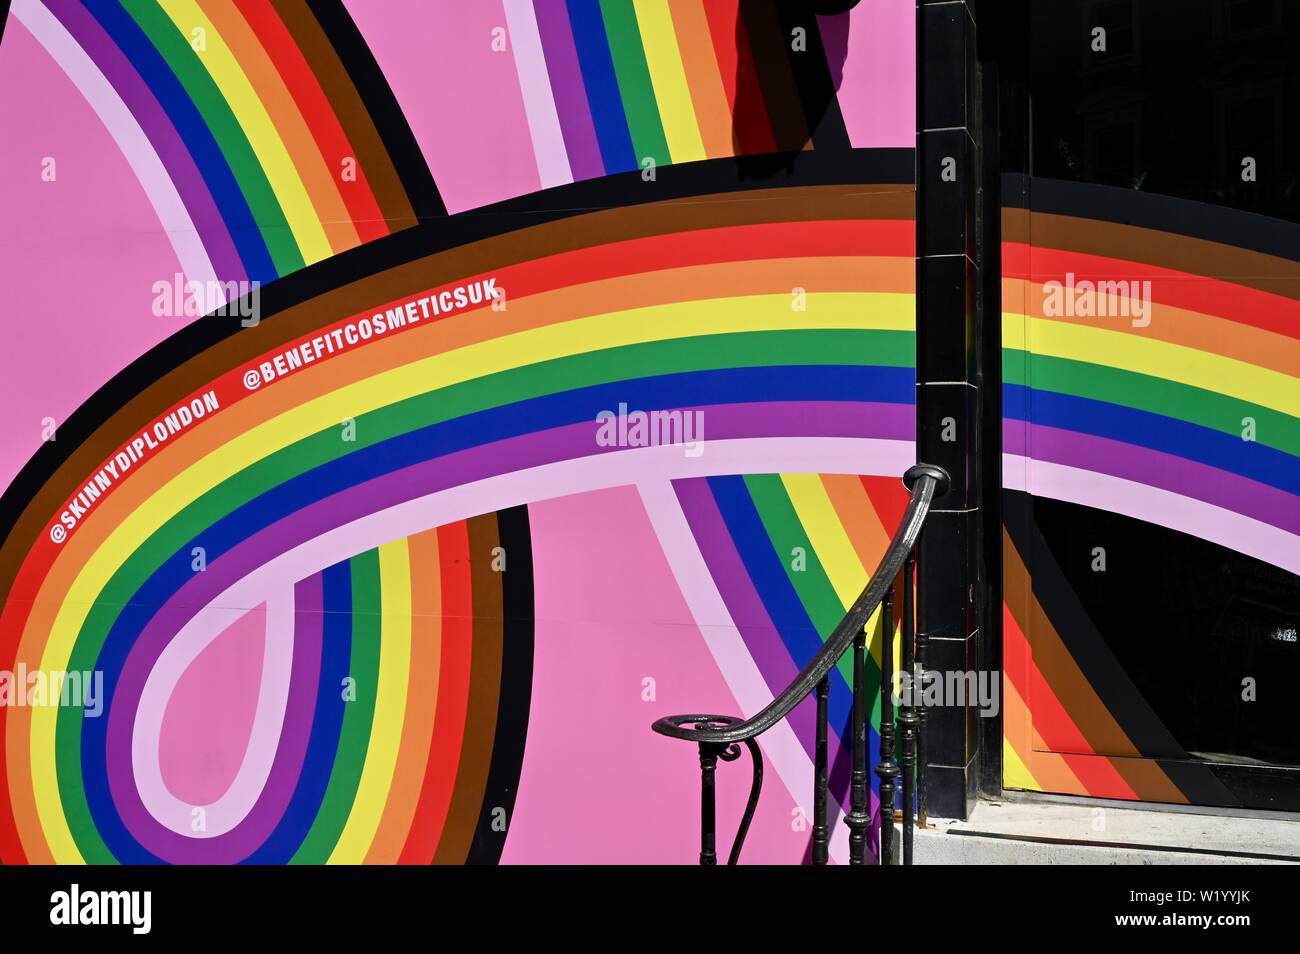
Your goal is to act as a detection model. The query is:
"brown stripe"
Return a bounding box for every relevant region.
[0,184,909,601]
[273,0,415,231]
[1001,206,1030,245]
[1006,209,1300,303]
[431,513,504,864]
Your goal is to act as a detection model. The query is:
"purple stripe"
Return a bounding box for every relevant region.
[101,400,908,859]
[533,0,606,180]
[47,0,245,283]
[1006,420,1300,535]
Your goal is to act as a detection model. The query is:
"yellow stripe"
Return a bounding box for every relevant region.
[632,0,707,163]
[159,0,333,263]
[1003,737,1039,791]
[1003,312,1300,417]
[780,474,867,611]
[780,473,891,668]
[329,539,412,863]
[28,291,911,859]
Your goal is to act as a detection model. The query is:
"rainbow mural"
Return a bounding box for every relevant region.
[1,0,918,863]
[0,179,916,863]
[1001,180,1300,808]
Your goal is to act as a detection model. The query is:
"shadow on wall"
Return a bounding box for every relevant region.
[733,0,859,181]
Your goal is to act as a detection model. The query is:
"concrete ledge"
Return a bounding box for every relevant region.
[912,797,1300,865]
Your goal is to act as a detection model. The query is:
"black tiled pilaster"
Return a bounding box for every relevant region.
[916,0,985,821]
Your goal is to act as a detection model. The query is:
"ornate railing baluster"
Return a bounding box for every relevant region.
[698,742,721,866]
[652,465,948,867]
[846,621,870,864]
[876,588,899,865]
[812,677,830,865]
[916,617,929,829]
[898,555,919,866]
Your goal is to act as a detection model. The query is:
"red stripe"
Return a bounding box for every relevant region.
[1005,242,1300,340]
[234,0,389,244]
[398,521,474,862]
[859,475,908,541]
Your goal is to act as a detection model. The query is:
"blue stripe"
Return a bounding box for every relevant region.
[566,0,637,174]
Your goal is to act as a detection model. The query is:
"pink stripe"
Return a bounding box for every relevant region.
[503,0,573,189]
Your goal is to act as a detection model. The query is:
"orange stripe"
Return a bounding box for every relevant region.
[818,473,889,574]
[364,528,442,862]
[666,0,734,158]
[199,0,360,253]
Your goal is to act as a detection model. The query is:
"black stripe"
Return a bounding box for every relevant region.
[0,1,16,49]
[307,0,447,222]
[466,506,535,865]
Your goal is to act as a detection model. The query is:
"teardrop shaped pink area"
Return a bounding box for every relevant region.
[159,604,267,806]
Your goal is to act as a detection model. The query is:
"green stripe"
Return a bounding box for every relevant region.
[1004,349,1300,458]
[55,329,909,858]
[128,1,303,274]
[291,552,382,863]
[598,0,671,167]
[56,597,118,863]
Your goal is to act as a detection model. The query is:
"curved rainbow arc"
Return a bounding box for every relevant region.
[22,0,413,285]
[1001,206,1300,576]
[0,188,915,863]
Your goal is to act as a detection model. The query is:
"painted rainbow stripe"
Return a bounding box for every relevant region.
[0,185,915,862]
[1001,182,1300,801]
[530,0,842,173]
[404,0,868,193]
[14,0,415,285]
[676,472,910,851]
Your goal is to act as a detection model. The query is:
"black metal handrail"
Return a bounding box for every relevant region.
[653,463,949,865]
